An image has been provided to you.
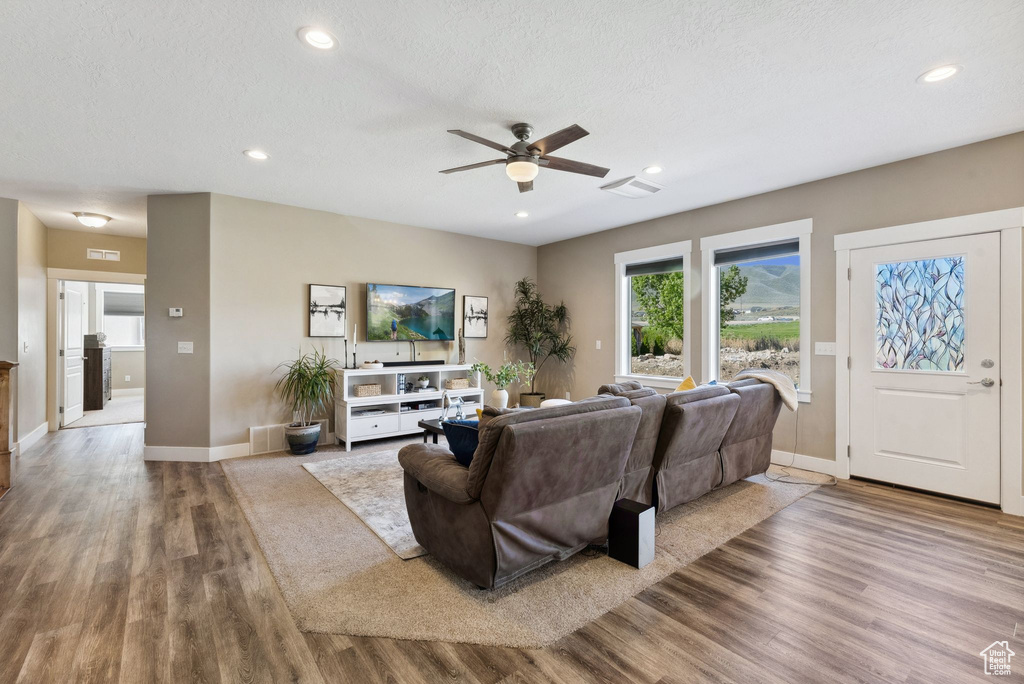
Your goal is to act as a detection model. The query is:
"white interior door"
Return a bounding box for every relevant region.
[849,233,1000,504]
[62,282,87,426]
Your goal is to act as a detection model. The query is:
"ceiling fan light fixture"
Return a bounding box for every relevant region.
[74,212,111,228]
[506,158,539,183]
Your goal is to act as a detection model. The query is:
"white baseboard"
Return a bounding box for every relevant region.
[771,449,841,477]
[112,388,144,397]
[14,422,49,456]
[144,442,250,463]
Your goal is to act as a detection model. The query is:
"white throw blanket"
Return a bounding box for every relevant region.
[733,369,798,411]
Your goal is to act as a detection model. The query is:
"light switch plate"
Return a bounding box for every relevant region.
[169,307,183,317]
[815,342,836,356]
[177,341,194,354]
[595,340,602,350]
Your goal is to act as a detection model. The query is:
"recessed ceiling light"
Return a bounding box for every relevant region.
[243,149,269,160]
[643,165,663,174]
[514,210,529,218]
[917,64,962,83]
[74,212,111,228]
[298,26,338,51]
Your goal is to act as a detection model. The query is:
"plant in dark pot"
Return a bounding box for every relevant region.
[274,348,339,455]
[505,277,576,408]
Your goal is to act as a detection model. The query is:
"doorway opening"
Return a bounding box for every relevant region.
[58,280,145,429]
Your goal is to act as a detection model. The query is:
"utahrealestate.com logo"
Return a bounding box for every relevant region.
[979,641,1015,676]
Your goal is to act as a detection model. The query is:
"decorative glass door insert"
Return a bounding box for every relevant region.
[875,256,965,371]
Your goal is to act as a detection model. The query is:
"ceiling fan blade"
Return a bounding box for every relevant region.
[527,124,589,155]
[540,155,610,178]
[517,181,534,193]
[447,130,515,154]
[439,159,505,174]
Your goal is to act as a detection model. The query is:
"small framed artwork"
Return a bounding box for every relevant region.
[309,284,347,337]
[463,295,488,338]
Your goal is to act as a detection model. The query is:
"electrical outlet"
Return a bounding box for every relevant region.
[815,342,836,356]
[177,341,194,354]
[124,375,131,382]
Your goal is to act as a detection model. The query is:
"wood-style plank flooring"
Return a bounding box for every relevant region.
[1,423,1021,683]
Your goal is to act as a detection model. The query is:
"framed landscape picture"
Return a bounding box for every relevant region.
[309,284,347,337]
[463,295,488,338]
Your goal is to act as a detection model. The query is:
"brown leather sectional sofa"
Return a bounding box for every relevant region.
[398,379,782,589]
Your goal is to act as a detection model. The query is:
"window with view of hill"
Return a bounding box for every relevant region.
[701,220,811,402]
[718,253,800,386]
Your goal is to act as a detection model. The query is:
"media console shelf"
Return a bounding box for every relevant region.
[335,364,483,451]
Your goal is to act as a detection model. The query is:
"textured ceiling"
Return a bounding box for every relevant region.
[1,0,1022,245]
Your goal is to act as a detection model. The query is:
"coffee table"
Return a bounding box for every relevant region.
[418,418,443,444]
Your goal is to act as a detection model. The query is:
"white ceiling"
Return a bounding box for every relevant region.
[1,1,1022,245]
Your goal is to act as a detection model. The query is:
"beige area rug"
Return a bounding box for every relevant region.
[303,451,426,559]
[62,394,144,429]
[222,437,831,648]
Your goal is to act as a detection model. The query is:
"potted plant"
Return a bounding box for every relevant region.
[505,277,576,407]
[417,375,430,389]
[274,348,339,455]
[478,359,532,408]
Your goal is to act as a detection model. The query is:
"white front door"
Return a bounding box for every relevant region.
[62,281,87,426]
[849,233,1000,504]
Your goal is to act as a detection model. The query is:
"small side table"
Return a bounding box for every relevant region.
[418,418,444,444]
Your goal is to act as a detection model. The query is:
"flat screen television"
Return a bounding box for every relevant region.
[366,283,456,341]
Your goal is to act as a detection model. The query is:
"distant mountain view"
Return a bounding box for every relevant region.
[732,264,800,309]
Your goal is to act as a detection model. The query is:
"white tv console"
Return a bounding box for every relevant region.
[335,364,483,451]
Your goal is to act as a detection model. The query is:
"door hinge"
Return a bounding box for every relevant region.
[847,444,851,459]
[59,292,65,300]
[59,406,64,414]
[847,267,851,280]
[847,356,851,369]
[59,349,64,357]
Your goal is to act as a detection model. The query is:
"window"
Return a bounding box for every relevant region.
[101,289,145,347]
[614,241,692,388]
[701,219,811,402]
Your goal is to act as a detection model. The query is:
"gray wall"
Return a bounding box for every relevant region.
[536,132,1024,461]
[147,192,537,450]
[145,193,212,448]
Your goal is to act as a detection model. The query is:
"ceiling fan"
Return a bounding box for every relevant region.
[440,123,610,193]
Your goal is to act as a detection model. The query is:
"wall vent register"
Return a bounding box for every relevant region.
[86,248,121,261]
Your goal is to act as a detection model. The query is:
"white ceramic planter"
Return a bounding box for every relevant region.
[490,388,509,409]
[473,371,482,388]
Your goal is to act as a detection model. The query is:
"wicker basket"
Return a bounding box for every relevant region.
[445,377,470,390]
[353,383,382,398]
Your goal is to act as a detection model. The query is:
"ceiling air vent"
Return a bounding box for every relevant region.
[600,176,664,198]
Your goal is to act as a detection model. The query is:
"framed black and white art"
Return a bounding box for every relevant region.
[309,284,347,337]
[463,295,488,338]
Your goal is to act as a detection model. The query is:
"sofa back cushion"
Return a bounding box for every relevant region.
[466,395,630,499]
[654,388,739,473]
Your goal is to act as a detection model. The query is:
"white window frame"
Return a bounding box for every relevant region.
[96,283,146,350]
[700,218,812,403]
[614,240,692,390]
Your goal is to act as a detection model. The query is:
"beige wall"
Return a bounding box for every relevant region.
[17,205,47,439]
[47,227,146,275]
[537,132,1024,462]
[145,194,211,448]
[146,193,537,450]
[112,350,145,390]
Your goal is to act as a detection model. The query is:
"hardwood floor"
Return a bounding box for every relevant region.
[1,423,1021,683]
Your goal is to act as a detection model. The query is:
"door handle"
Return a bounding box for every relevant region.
[967,378,995,387]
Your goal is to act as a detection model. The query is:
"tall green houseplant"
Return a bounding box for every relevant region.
[275,348,339,455]
[504,277,576,400]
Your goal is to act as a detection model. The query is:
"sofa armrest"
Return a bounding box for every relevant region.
[398,443,476,504]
